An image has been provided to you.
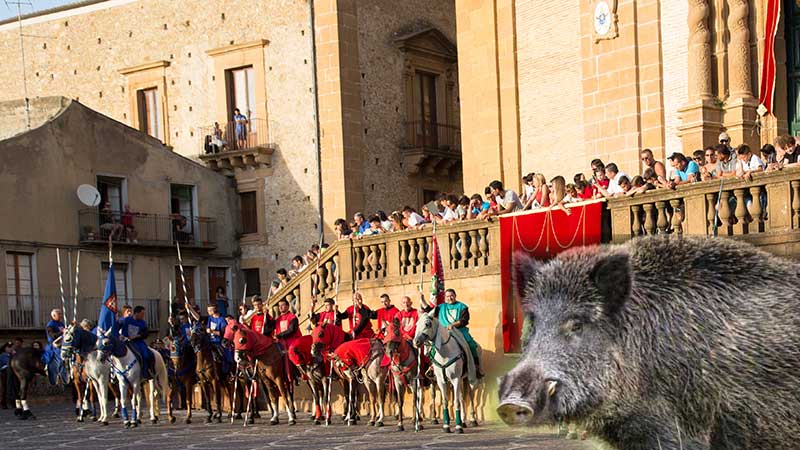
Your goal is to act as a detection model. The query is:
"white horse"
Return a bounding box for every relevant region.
[97,331,168,428]
[413,308,479,433]
[61,325,120,424]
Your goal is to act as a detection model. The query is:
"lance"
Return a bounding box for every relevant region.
[72,250,81,325]
[175,241,193,324]
[56,248,66,323]
[168,282,173,338]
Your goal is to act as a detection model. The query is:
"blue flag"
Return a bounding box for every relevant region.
[98,264,118,337]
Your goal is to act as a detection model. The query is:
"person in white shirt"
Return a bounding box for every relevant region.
[401,206,427,229]
[487,180,523,216]
[604,163,628,196]
[735,144,765,181]
[521,173,535,204]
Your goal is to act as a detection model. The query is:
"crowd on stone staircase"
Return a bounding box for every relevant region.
[269,132,800,292]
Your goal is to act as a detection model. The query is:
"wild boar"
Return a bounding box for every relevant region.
[497,235,800,450]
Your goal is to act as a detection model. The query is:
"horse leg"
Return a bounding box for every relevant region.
[437,377,450,433]
[166,378,175,424]
[213,379,223,423]
[395,376,405,431]
[267,381,280,425]
[202,382,213,423]
[17,374,34,420]
[184,379,193,424]
[365,378,377,426]
[468,381,479,427]
[452,375,464,434]
[375,371,386,427]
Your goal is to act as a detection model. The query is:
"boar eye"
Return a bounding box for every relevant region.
[565,320,584,336]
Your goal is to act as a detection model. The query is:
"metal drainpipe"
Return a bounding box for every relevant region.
[310,0,324,243]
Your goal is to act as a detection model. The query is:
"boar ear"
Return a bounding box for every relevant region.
[514,252,543,298]
[589,252,631,316]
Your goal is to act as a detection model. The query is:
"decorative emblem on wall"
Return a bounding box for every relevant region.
[593,0,619,42]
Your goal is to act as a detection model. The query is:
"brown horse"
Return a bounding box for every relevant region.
[310,322,356,423]
[163,334,195,424]
[329,337,388,427]
[384,317,429,431]
[69,353,97,422]
[232,324,297,425]
[288,334,327,425]
[189,325,227,423]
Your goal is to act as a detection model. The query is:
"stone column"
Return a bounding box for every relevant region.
[678,0,723,152]
[724,0,759,149]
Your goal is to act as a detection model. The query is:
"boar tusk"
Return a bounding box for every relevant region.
[547,380,558,397]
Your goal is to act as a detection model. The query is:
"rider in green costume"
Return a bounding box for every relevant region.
[425,288,483,378]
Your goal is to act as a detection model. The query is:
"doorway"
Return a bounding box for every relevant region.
[208,267,228,304]
[787,0,800,134]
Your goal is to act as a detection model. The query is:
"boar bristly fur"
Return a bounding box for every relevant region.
[498,235,800,450]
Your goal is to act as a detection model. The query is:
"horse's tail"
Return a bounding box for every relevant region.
[151,350,168,399]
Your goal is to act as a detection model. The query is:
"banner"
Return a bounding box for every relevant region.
[429,234,445,306]
[758,0,782,115]
[97,263,118,337]
[499,201,604,352]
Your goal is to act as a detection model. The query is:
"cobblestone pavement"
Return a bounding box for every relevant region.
[0,402,602,450]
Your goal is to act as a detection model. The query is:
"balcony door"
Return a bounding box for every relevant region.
[101,262,129,304]
[414,71,439,148]
[787,0,800,135]
[170,184,195,241]
[5,252,35,328]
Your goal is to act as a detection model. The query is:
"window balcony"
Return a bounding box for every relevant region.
[78,209,217,249]
[401,120,462,177]
[197,118,275,175]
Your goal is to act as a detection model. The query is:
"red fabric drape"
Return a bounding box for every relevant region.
[430,234,445,306]
[499,201,604,353]
[759,0,782,115]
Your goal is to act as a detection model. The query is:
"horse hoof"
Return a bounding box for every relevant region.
[14,408,22,416]
[289,419,296,426]
[205,417,212,424]
[76,417,83,423]
[234,413,242,420]
[185,418,192,424]
[150,418,158,424]
[101,421,109,426]
[324,419,331,426]
[376,421,384,428]
[369,420,375,426]
[456,427,464,434]
[216,416,222,424]
[270,418,279,425]
[313,419,321,425]
[469,420,478,427]
[91,416,98,422]
[136,419,141,425]
[397,425,404,432]
[443,427,451,433]
[124,422,131,429]
[418,424,424,431]
[432,419,439,425]
[247,418,254,425]
[168,416,176,424]
[131,422,138,428]
[347,419,356,426]
[253,411,261,418]
[113,412,120,418]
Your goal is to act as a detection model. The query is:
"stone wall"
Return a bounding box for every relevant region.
[516,0,586,182]
[356,0,461,213]
[660,0,689,157]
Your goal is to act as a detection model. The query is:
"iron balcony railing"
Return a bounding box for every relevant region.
[402,120,461,153]
[199,117,270,155]
[78,209,217,249]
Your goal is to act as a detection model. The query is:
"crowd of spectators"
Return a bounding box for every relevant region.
[264,132,800,295]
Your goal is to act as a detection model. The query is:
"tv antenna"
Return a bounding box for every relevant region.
[5,0,33,130]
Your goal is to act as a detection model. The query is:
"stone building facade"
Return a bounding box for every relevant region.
[0,0,460,295]
[0,97,239,338]
[456,0,800,196]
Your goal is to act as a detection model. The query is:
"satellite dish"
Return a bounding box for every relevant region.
[77,184,101,207]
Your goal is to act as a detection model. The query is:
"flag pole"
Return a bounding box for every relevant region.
[72,250,81,325]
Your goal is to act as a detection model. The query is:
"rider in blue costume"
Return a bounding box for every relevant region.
[206,305,231,373]
[119,306,154,379]
[43,308,67,385]
[424,289,484,378]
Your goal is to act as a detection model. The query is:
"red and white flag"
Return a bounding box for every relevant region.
[429,234,445,306]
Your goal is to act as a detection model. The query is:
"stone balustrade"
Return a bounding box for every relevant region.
[266,219,500,330]
[607,166,800,253]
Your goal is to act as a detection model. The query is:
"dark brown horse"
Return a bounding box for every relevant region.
[189,324,227,423]
[288,334,327,425]
[233,325,297,425]
[384,317,428,431]
[10,347,46,420]
[310,322,362,424]
[163,334,196,424]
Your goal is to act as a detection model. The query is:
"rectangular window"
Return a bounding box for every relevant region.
[136,87,163,140]
[226,66,256,121]
[170,184,195,241]
[101,262,129,304]
[240,191,258,234]
[414,71,438,148]
[5,252,35,328]
[243,268,261,296]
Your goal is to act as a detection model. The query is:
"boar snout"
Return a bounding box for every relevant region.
[497,400,535,426]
